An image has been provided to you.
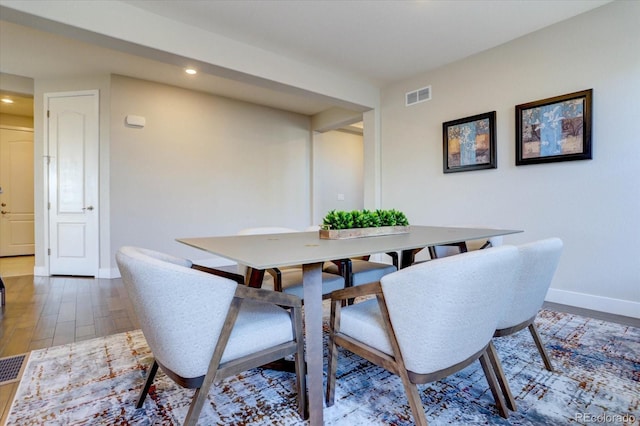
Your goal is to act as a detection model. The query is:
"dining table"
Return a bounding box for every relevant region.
[178,225,522,425]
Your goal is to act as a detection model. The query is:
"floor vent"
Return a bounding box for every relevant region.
[406,85,432,106]
[0,353,29,386]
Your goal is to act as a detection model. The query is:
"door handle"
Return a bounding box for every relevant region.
[1,210,9,215]
[82,206,94,211]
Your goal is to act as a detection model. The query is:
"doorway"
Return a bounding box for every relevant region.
[0,127,34,256]
[0,91,35,260]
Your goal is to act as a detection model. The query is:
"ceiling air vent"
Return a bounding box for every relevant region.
[405,85,431,106]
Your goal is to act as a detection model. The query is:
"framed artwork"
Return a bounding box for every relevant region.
[443,111,496,173]
[516,89,592,166]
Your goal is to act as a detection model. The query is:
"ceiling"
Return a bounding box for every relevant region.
[0,0,611,117]
[122,0,611,86]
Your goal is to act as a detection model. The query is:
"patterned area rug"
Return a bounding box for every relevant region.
[7,310,639,425]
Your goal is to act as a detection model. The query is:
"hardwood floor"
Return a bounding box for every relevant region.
[0,260,637,424]
[0,272,139,424]
[0,255,34,278]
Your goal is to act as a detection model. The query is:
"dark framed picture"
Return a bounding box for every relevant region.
[516,89,592,166]
[443,111,496,173]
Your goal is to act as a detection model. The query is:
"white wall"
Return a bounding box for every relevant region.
[380,1,640,317]
[109,75,312,268]
[312,130,364,225]
[0,73,33,95]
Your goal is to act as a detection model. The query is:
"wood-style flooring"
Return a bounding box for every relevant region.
[0,261,139,424]
[0,256,637,424]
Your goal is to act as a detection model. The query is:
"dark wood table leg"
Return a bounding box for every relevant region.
[400,249,418,269]
[0,275,5,306]
[246,267,266,288]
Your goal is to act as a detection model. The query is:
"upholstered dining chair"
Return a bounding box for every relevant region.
[428,234,503,259]
[323,255,398,287]
[304,226,398,298]
[325,246,521,425]
[237,227,345,299]
[116,246,307,426]
[402,226,503,267]
[494,238,563,370]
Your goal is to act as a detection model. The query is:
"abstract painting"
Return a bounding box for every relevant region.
[516,89,592,165]
[443,111,496,173]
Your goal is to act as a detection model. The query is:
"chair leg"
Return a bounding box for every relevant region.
[398,372,428,426]
[325,301,340,407]
[137,359,159,408]
[325,336,339,407]
[292,306,308,419]
[184,298,244,426]
[184,369,220,426]
[528,323,554,372]
[486,341,516,411]
[478,350,509,419]
[294,349,308,419]
[427,246,437,260]
[184,387,205,426]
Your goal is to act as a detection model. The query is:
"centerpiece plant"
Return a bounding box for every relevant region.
[321,209,409,230]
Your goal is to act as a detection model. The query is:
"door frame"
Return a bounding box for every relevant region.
[42,89,100,276]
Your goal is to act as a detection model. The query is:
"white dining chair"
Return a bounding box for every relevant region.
[325,246,521,425]
[237,227,345,299]
[486,238,563,413]
[305,225,398,298]
[494,238,563,366]
[405,225,504,266]
[323,256,397,287]
[116,246,307,425]
[429,234,503,258]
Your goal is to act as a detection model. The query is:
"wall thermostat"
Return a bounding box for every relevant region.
[125,115,146,128]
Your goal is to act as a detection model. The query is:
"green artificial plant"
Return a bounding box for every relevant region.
[321,209,409,230]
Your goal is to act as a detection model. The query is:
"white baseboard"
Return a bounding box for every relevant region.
[545,288,640,319]
[34,266,48,276]
[98,267,120,279]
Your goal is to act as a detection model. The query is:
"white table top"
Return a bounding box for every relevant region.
[178,225,522,269]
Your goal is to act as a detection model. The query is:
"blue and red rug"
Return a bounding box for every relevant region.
[7,309,639,425]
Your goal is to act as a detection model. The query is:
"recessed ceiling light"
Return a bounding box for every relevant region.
[185,68,197,75]
[1,98,14,104]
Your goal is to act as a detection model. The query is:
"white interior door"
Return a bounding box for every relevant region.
[0,127,35,256]
[47,91,99,276]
